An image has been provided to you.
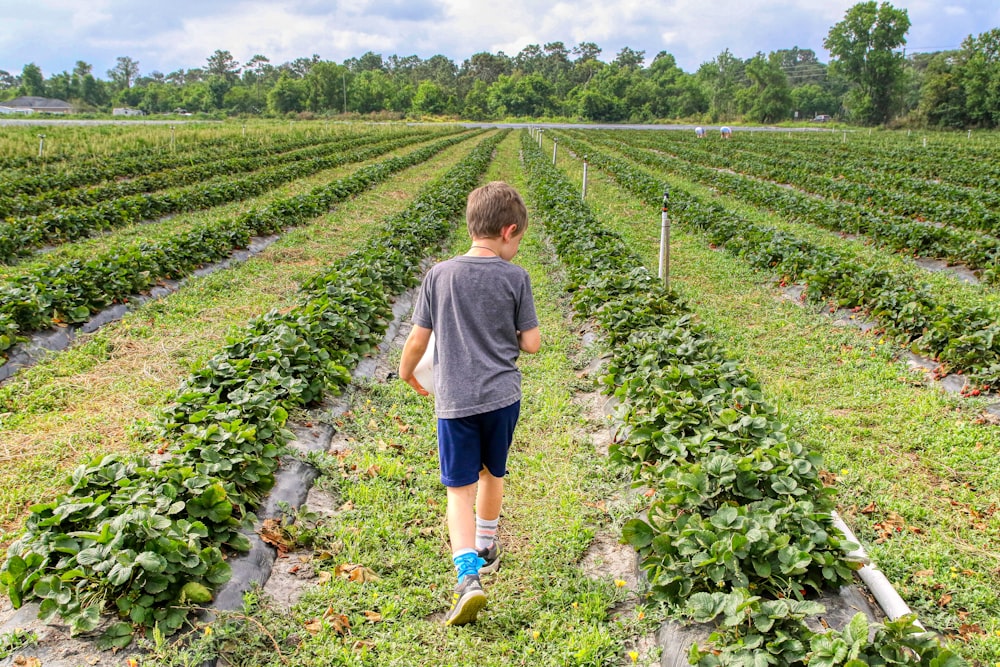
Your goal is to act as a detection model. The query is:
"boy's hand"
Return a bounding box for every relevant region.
[399,324,433,395]
[405,376,430,396]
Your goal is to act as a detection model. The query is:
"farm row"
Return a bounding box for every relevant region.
[0,125,995,664]
[539,129,998,662]
[519,132,963,665]
[0,127,473,360]
[550,130,1000,391]
[0,129,508,646]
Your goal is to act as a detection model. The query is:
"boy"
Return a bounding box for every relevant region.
[398,181,541,626]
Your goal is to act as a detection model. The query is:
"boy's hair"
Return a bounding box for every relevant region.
[466,181,528,239]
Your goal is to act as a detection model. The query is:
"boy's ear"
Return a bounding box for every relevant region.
[500,223,519,241]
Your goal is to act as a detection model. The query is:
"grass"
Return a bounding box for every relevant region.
[140,131,662,667]
[547,137,1000,664]
[6,125,999,664]
[0,132,486,544]
[0,131,446,281]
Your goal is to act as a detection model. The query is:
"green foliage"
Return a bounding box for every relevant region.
[0,130,507,647]
[0,128,471,357]
[824,1,912,125]
[686,591,965,667]
[519,131,962,665]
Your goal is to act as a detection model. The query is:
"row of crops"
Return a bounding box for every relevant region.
[0,124,993,664]
[0,128,508,646]
[519,133,963,665]
[0,126,471,362]
[549,129,1000,391]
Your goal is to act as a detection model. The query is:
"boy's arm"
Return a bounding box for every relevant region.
[518,326,541,354]
[399,325,432,395]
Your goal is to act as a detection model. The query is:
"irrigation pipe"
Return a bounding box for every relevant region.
[830,511,923,628]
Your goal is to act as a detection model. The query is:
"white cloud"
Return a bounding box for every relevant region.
[1,0,996,76]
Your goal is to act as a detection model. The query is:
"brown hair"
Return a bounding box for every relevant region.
[466,181,528,239]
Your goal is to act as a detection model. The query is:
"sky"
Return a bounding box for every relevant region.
[1,0,997,80]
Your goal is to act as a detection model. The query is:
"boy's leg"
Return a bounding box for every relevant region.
[444,482,487,626]
[476,468,504,521]
[476,468,504,573]
[446,482,478,553]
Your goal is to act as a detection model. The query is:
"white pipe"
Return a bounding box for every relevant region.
[831,511,923,628]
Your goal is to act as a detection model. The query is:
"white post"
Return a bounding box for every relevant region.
[37,134,45,158]
[552,140,558,165]
[923,137,927,148]
[968,129,972,140]
[170,125,175,152]
[538,129,543,147]
[869,128,872,137]
[582,157,588,200]
[242,124,246,138]
[842,131,846,143]
[659,189,670,289]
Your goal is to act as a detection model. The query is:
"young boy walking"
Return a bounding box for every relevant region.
[398,181,540,626]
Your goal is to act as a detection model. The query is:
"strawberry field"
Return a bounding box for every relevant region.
[0,123,997,666]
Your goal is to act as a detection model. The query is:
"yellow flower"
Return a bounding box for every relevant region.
[637,610,645,620]
[629,651,639,663]
[532,630,540,640]
[204,625,213,637]
[840,468,848,475]
[572,601,578,609]
[614,579,627,588]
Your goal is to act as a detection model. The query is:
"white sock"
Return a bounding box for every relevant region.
[475,516,498,551]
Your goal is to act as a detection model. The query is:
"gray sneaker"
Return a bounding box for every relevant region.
[443,574,487,626]
[477,540,502,575]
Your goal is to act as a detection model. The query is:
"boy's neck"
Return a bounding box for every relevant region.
[466,240,500,257]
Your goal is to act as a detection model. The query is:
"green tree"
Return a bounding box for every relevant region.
[243,54,272,112]
[739,51,793,122]
[956,28,1000,127]
[775,47,827,86]
[790,83,839,119]
[304,61,345,112]
[824,1,911,125]
[410,80,449,115]
[917,51,966,127]
[267,72,306,114]
[613,46,645,70]
[21,63,46,96]
[462,79,491,120]
[352,69,394,113]
[107,56,140,90]
[206,50,241,83]
[697,49,744,121]
[0,70,17,92]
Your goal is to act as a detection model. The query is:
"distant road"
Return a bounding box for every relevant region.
[0,118,212,126]
[452,121,834,133]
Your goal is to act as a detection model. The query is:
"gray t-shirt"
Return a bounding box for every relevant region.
[411,255,538,419]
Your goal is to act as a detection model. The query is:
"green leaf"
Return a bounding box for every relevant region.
[69,605,102,635]
[621,519,655,548]
[718,408,740,425]
[135,551,168,573]
[97,622,134,650]
[180,581,213,604]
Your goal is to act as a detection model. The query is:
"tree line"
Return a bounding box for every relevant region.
[1,2,997,128]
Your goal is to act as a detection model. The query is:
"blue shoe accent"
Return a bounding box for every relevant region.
[453,550,485,582]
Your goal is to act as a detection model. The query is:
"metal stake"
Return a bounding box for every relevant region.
[582,157,588,200]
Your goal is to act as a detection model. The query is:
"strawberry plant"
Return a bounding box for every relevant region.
[0,130,507,646]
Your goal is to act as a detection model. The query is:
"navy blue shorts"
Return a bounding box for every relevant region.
[437,401,521,487]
